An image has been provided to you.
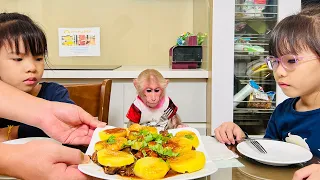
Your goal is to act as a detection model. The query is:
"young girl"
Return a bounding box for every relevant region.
[215,6,320,158]
[0,12,74,141]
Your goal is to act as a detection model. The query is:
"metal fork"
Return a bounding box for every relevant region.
[249,139,267,154]
[159,107,174,122]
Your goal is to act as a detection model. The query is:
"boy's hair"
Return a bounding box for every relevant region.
[269,6,320,57]
[0,12,47,57]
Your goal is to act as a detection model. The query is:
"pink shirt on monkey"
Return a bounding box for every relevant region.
[126,95,178,131]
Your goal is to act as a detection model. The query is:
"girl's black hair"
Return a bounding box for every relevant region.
[269,6,320,57]
[0,12,47,57]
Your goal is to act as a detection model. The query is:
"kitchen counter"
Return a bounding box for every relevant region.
[43,66,209,79]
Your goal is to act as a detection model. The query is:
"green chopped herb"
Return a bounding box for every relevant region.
[144,134,154,143]
[155,138,163,144]
[141,141,148,148]
[106,135,116,144]
[149,143,179,157]
[142,150,147,157]
[139,129,149,136]
[184,134,194,140]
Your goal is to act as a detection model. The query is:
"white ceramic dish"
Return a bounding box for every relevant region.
[78,126,218,180]
[237,139,313,166]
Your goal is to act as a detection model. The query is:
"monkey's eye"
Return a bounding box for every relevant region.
[146,89,152,93]
[154,89,160,93]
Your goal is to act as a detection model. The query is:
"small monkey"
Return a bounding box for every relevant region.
[126,69,186,131]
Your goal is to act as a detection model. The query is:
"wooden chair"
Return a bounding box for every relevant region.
[64,79,112,124]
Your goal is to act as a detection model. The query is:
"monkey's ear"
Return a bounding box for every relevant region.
[133,78,139,89]
[164,79,169,88]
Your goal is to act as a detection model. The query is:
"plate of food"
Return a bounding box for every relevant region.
[78,125,218,179]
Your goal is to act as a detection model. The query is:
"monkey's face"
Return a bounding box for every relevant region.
[141,81,163,108]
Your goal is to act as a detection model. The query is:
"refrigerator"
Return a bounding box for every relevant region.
[210,0,301,135]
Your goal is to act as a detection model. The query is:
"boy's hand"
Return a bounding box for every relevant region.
[214,122,245,145]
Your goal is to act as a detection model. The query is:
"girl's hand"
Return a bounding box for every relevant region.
[214,122,246,145]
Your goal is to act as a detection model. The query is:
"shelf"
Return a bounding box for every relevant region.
[235,77,275,85]
[235,42,269,46]
[235,4,277,7]
[234,107,275,114]
[234,53,268,57]
[234,50,268,53]
[235,12,277,15]
[235,33,270,36]
[235,16,277,21]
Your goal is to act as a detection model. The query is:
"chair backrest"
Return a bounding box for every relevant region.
[64,79,112,123]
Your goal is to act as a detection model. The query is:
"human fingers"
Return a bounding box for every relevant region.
[234,126,245,142]
[52,163,91,180]
[226,127,236,145]
[214,127,224,143]
[69,136,92,145]
[292,164,318,180]
[54,145,90,165]
[306,171,320,180]
[219,124,232,144]
[77,106,106,128]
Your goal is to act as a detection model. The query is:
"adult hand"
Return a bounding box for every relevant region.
[38,101,106,145]
[214,122,245,145]
[3,140,95,180]
[292,164,320,180]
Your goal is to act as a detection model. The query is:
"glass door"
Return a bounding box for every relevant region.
[233,0,278,135]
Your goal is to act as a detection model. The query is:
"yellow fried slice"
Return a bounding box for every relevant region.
[167,150,205,173]
[141,126,158,135]
[94,137,127,151]
[99,128,127,141]
[175,130,200,148]
[134,157,169,179]
[128,123,142,132]
[127,131,139,140]
[131,141,144,150]
[97,149,135,167]
[164,137,193,153]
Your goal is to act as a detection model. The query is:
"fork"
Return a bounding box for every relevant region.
[248,139,267,154]
[159,107,174,123]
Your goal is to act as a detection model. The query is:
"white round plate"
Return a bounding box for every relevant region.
[78,126,218,179]
[0,137,61,179]
[237,139,313,166]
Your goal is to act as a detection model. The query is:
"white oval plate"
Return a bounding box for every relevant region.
[237,139,313,166]
[78,126,218,179]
